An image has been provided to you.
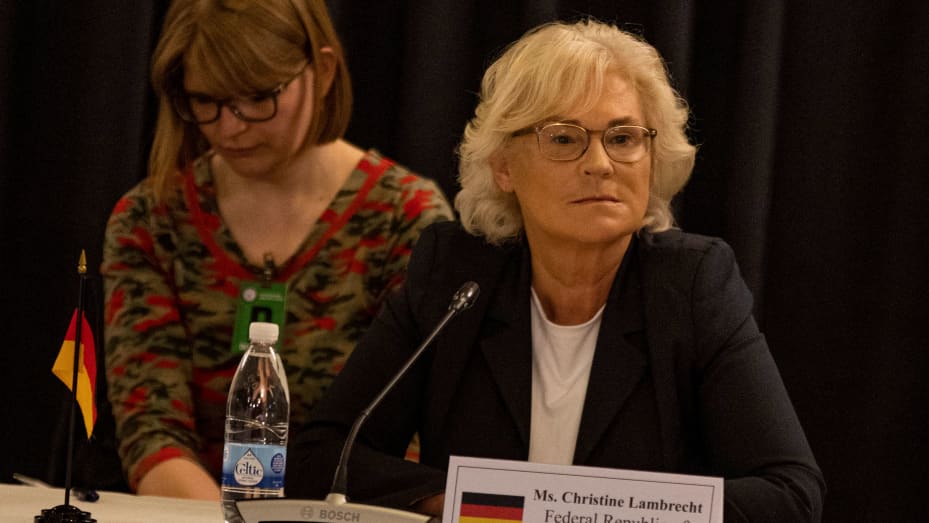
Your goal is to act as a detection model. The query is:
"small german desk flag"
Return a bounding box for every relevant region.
[459,492,525,523]
[52,309,97,438]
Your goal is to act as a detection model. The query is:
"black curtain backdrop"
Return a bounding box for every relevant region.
[1,2,926,521]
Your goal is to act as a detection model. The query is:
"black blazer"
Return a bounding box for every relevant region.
[289,222,824,523]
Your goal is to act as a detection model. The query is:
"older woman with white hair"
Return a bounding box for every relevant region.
[290,19,824,522]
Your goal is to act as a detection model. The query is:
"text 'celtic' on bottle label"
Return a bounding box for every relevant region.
[222,442,287,489]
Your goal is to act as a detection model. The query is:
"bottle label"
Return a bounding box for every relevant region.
[222,442,287,489]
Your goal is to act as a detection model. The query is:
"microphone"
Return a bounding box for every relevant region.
[235,281,480,523]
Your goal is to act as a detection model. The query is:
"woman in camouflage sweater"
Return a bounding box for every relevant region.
[101,0,452,500]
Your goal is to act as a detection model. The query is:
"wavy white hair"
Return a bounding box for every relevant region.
[455,19,696,244]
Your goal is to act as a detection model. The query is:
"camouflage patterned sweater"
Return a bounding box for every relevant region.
[102,150,453,489]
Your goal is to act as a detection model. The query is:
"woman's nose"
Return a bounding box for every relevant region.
[581,136,614,177]
[213,104,248,135]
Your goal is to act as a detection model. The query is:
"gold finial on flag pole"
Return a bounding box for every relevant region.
[78,249,87,275]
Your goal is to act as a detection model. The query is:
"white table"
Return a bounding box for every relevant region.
[0,484,222,522]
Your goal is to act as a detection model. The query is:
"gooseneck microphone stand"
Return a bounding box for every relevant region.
[235,282,480,523]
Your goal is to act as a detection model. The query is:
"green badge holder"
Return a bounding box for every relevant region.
[231,255,287,353]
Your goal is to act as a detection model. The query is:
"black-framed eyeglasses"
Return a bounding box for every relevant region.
[513,122,658,163]
[172,67,305,124]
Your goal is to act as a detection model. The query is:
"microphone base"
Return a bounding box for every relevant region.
[236,493,436,523]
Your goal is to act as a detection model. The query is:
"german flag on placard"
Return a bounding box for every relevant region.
[459,492,524,523]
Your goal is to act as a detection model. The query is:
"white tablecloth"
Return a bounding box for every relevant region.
[0,484,222,522]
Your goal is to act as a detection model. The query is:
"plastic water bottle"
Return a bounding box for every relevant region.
[221,322,290,523]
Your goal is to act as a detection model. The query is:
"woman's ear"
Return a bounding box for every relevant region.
[312,46,338,97]
[489,150,514,193]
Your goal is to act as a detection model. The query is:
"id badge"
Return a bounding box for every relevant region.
[231,281,287,353]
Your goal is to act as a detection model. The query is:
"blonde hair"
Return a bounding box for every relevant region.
[455,19,696,244]
[148,0,352,201]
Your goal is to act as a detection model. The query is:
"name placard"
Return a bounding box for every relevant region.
[442,456,722,523]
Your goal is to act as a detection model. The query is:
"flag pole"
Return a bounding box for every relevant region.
[62,249,88,507]
[35,250,95,522]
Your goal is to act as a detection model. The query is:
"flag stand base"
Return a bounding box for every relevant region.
[34,504,95,522]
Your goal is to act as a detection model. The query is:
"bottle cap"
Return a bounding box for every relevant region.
[248,322,279,343]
